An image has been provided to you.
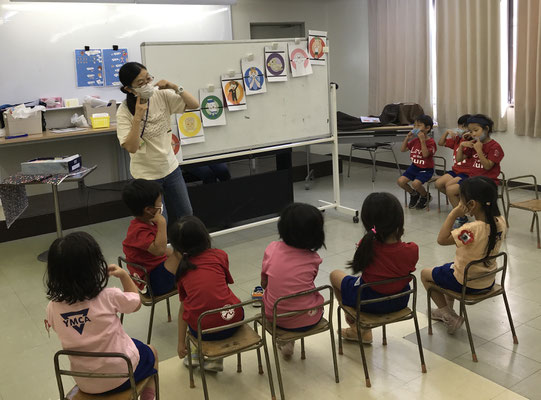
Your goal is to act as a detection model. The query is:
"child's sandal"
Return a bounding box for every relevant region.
[340,327,373,344]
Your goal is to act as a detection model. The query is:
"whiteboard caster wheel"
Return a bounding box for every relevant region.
[353,216,359,223]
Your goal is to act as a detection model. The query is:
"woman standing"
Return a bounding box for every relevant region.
[117,62,199,224]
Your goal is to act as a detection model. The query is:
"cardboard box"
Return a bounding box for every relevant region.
[3,111,43,136]
[83,100,117,124]
[21,154,82,175]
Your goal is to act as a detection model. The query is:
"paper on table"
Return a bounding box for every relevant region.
[49,127,88,134]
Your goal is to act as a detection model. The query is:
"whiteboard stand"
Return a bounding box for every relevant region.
[209,84,359,239]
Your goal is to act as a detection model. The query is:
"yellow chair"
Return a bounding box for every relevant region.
[118,256,178,344]
[185,300,276,400]
[426,252,518,362]
[337,274,426,387]
[504,175,541,248]
[54,350,159,400]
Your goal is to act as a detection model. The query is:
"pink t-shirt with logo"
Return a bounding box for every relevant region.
[46,288,141,394]
[261,241,324,329]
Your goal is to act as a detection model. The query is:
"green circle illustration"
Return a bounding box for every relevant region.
[201,95,223,120]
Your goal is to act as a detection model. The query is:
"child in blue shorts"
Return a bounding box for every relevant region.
[330,192,419,344]
[397,114,437,210]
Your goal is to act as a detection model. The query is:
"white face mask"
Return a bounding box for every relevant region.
[133,84,155,99]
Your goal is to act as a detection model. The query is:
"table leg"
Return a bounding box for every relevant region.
[38,184,63,262]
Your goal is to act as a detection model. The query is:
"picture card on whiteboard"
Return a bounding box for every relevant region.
[171,131,183,162]
[242,56,267,95]
[75,49,104,87]
[221,74,247,111]
[288,41,313,78]
[264,45,288,82]
[199,88,226,127]
[178,110,205,145]
[308,30,327,65]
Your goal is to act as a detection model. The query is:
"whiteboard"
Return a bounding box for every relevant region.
[141,39,331,159]
[0,1,231,105]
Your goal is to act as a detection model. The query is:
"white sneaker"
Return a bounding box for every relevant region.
[183,352,200,368]
[203,358,224,372]
[443,313,464,335]
[430,307,447,322]
[277,341,295,360]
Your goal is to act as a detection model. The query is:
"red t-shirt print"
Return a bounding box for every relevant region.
[462,139,504,183]
[445,137,471,174]
[407,137,437,169]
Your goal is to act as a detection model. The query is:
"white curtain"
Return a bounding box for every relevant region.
[368,0,432,116]
[514,0,541,137]
[436,0,506,130]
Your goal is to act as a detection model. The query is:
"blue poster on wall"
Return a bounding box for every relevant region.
[103,48,128,87]
[75,49,104,87]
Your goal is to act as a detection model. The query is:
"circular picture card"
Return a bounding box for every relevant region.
[201,95,224,120]
[224,81,245,105]
[266,53,285,76]
[244,67,265,91]
[178,112,202,137]
[309,37,326,59]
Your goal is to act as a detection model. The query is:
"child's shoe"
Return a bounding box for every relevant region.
[430,307,447,322]
[443,312,464,335]
[452,216,469,229]
[183,352,200,368]
[416,193,431,210]
[277,341,295,360]
[408,192,420,208]
[203,358,224,372]
[340,327,373,344]
[251,286,264,307]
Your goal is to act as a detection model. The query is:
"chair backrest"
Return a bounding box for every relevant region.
[271,285,334,335]
[54,350,138,400]
[505,175,539,205]
[118,256,152,297]
[432,156,447,176]
[355,274,417,317]
[462,252,507,298]
[497,171,506,198]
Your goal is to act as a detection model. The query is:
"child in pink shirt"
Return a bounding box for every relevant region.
[45,232,158,399]
[261,203,325,360]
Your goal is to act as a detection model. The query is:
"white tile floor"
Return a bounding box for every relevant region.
[1,161,540,399]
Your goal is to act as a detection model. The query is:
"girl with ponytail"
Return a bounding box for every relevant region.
[330,193,419,344]
[421,176,507,335]
[171,216,243,372]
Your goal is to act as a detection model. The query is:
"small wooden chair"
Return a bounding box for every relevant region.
[497,171,509,227]
[427,252,518,362]
[425,155,448,212]
[186,300,275,400]
[118,256,178,344]
[337,274,426,387]
[504,175,541,248]
[54,350,159,400]
[258,285,339,400]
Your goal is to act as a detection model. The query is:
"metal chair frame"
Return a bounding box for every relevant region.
[427,252,518,362]
[186,299,276,400]
[54,350,159,400]
[424,156,449,212]
[348,142,402,182]
[118,256,178,344]
[504,174,540,248]
[337,274,426,387]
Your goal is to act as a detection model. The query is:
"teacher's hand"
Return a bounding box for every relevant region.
[134,97,148,118]
[154,80,178,92]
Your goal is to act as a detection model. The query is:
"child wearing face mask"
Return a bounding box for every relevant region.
[435,114,472,204]
[122,179,182,296]
[397,114,438,210]
[445,114,504,228]
[421,177,506,334]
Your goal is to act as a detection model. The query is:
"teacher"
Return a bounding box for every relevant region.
[117,62,199,224]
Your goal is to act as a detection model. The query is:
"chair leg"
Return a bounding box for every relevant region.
[530,213,535,232]
[502,291,519,345]
[166,298,172,323]
[356,324,371,387]
[154,372,160,400]
[328,320,340,383]
[382,325,387,346]
[120,313,124,324]
[262,333,277,400]
[337,307,343,355]
[187,340,195,389]
[389,144,402,175]
[254,322,264,375]
[426,183,431,212]
[535,213,541,249]
[199,349,210,400]
[413,311,427,373]
[237,353,242,373]
[300,338,306,360]
[427,288,433,335]
[348,145,354,178]
[271,337,286,400]
[437,189,441,213]
[147,303,156,344]
[461,303,477,362]
[369,150,376,183]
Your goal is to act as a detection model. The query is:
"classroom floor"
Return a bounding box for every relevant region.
[0,161,539,400]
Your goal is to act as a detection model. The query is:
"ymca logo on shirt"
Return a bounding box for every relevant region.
[60,309,91,335]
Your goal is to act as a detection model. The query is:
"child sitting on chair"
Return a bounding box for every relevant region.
[173,216,244,372]
[397,114,438,210]
[330,193,418,344]
[261,203,326,360]
[45,232,158,399]
[122,179,181,296]
[421,177,507,334]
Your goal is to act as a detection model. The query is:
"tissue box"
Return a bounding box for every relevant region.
[3,111,43,136]
[83,100,117,124]
[21,154,81,175]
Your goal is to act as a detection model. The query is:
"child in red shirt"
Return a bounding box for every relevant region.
[122,179,181,296]
[330,192,418,344]
[172,216,243,372]
[397,114,438,210]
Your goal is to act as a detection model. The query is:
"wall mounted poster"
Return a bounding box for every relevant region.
[199,88,226,127]
[288,41,313,78]
[221,74,247,111]
[177,110,205,145]
[171,132,183,162]
[264,45,288,82]
[103,48,128,86]
[241,56,267,95]
[75,49,104,87]
[308,30,327,65]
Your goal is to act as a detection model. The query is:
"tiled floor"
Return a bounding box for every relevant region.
[0,161,539,399]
